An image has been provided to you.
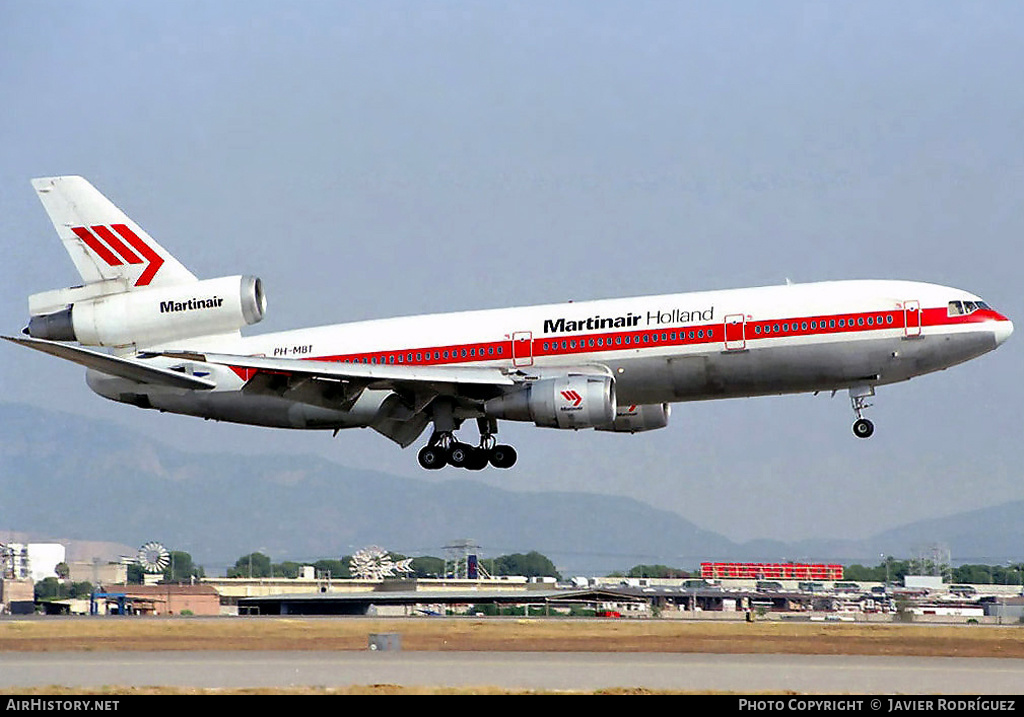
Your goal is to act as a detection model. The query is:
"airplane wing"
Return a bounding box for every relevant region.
[3,335,217,390]
[162,350,520,447]
[185,352,518,390]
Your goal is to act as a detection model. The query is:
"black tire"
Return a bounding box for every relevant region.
[853,418,874,439]
[466,448,489,471]
[417,445,448,469]
[447,442,473,468]
[489,444,518,469]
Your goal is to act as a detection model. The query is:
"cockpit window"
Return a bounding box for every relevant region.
[949,300,989,317]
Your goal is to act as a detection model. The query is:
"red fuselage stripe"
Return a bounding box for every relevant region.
[277,307,1005,370]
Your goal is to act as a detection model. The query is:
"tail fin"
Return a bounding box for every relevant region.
[32,176,196,289]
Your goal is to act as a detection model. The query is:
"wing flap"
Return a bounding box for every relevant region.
[175,352,517,392]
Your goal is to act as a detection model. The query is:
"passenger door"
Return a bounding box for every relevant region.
[724,314,746,351]
[903,300,921,338]
[512,331,534,367]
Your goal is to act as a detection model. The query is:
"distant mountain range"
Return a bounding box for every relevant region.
[1,403,1020,575]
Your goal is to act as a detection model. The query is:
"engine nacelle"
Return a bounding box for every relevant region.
[596,403,671,433]
[28,275,266,348]
[485,374,616,429]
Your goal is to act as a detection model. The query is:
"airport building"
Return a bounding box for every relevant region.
[22,572,1024,621]
[8,539,1022,622]
[87,585,221,616]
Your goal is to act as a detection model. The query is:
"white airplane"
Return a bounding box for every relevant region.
[6,176,1014,470]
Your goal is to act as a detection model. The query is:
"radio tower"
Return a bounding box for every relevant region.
[443,539,490,579]
[912,543,952,581]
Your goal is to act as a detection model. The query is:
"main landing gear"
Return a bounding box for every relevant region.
[417,417,517,470]
[849,385,875,439]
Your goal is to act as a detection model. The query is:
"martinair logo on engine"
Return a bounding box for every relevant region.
[560,390,583,408]
[160,296,225,313]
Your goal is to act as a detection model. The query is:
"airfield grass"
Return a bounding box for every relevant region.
[3,686,755,695]
[2,618,1023,695]
[0,616,1022,658]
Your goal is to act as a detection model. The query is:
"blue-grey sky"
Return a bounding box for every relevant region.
[1,2,1022,550]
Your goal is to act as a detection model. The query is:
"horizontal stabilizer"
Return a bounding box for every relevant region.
[3,335,216,390]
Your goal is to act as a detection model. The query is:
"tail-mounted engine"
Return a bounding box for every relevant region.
[485,374,616,429]
[26,275,266,348]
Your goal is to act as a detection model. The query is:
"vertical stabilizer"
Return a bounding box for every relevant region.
[32,176,197,290]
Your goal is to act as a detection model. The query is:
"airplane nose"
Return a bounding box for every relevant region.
[993,318,1014,346]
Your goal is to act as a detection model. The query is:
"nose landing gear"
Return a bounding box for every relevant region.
[849,385,875,439]
[853,417,874,438]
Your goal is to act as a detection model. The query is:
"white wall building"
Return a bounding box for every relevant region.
[6,543,66,582]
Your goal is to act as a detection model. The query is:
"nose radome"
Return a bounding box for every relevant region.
[994,318,1014,346]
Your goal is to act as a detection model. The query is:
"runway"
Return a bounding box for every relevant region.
[3,651,1024,693]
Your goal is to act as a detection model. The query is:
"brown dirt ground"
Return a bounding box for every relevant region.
[0,616,1022,658]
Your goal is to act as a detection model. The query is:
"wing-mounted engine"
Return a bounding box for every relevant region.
[484,374,616,429]
[596,402,670,433]
[26,275,266,349]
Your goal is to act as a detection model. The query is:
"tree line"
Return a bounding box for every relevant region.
[843,556,1024,586]
[36,552,1024,602]
[222,550,562,581]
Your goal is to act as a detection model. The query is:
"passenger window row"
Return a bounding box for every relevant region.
[340,345,504,365]
[754,313,895,335]
[541,328,714,353]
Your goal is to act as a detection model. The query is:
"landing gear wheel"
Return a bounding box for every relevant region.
[417,445,448,470]
[852,418,874,439]
[418,418,518,470]
[848,386,876,440]
[465,448,489,471]
[489,444,518,469]
[447,442,475,468]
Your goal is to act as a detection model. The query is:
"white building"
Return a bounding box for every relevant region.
[5,543,66,582]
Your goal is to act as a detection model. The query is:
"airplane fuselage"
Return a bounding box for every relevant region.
[86,278,1012,432]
